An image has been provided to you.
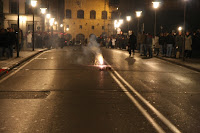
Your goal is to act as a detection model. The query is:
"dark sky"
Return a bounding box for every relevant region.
[118,0,200,34]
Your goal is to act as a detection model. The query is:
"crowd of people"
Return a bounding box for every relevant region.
[0,28,65,58]
[104,29,200,59]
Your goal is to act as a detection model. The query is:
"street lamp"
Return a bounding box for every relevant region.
[31,0,37,51]
[40,8,47,33]
[152,1,160,37]
[183,0,188,61]
[46,13,51,33]
[50,18,55,36]
[136,11,142,34]
[178,26,183,32]
[126,16,131,31]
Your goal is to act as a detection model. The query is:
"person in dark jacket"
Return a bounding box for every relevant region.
[159,33,166,56]
[128,32,137,57]
[146,33,153,58]
[166,32,175,57]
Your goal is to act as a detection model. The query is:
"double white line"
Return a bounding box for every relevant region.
[106,61,181,133]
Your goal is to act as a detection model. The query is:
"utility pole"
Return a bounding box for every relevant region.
[17,0,19,57]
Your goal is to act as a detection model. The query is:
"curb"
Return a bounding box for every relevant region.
[156,56,200,72]
[0,49,48,77]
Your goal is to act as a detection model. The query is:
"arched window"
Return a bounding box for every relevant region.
[76,34,85,44]
[77,10,84,19]
[102,11,107,19]
[66,9,71,18]
[90,10,96,19]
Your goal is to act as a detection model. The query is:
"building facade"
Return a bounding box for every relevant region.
[63,0,114,43]
[2,0,42,34]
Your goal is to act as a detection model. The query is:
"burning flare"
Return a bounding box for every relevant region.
[95,54,104,65]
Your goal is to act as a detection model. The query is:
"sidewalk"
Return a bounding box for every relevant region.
[0,48,47,76]
[156,56,200,72]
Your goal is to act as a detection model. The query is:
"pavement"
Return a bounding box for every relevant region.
[0,46,200,132]
[156,56,200,72]
[0,48,47,77]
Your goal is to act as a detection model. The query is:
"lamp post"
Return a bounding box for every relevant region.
[50,18,55,37]
[46,13,51,33]
[17,0,19,57]
[31,0,37,51]
[136,11,142,35]
[183,0,188,61]
[126,16,131,32]
[40,8,47,32]
[152,1,160,37]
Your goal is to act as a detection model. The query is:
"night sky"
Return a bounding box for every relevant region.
[118,0,200,34]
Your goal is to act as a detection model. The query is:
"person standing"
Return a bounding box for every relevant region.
[128,32,137,57]
[154,34,160,56]
[159,33,166,56]
[140,31,147,56]
[175,32,183,58]
[185,32,192,58]
[27,31,32,48]
[166,32,175,58]
[146,33,153,58]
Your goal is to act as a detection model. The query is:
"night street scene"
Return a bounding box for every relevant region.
[0,0,200,132]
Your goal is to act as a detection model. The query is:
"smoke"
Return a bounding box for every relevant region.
[64,34,103,66]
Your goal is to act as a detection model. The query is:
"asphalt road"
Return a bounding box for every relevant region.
[0,46,200,133]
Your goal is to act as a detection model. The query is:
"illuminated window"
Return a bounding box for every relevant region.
[77,10,84,19]
[102,11,107,19]
[90,10,96,19]
[66,9,71,18]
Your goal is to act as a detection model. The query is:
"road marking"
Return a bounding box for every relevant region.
[0,51,47,84]
[105,60,181,133]
[109,72,166,133]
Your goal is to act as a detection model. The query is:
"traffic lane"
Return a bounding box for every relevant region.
[0,47,157,132]
[102,48,197,74]
[102,48,200,132]
[0,48,96,91]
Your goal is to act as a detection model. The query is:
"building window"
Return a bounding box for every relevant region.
[66,9,71,18]
[79,25,82,29]
[90,10,96,19]
[92,26,94,29]
[66,25,69,28]
[9,0,18,14]
[102,26,105,30]
[25,0,32,14]
[102,11,107,19]
[77,10,84,19]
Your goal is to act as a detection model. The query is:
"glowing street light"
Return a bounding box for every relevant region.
[126,16,131,31]
[40,8,47,14]
[46,14,51,19]
[178,26,183,32]
[60,24,63,27]
[152,2,160,9]
[126,16,131,21]
[50,18,55,26]
[152,1,160,37]
[54,21,58,25]
[136,11,142,18]
[136,11,142,34]
[119,19,123,24]
[31,0,37,7]
[31,0,37,51]
[66,28,69,31]
[40,8,47,33]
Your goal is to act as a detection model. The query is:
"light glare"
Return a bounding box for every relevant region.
[152,2,160,9]
[136,11,142,17]
[31,0,37,7]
